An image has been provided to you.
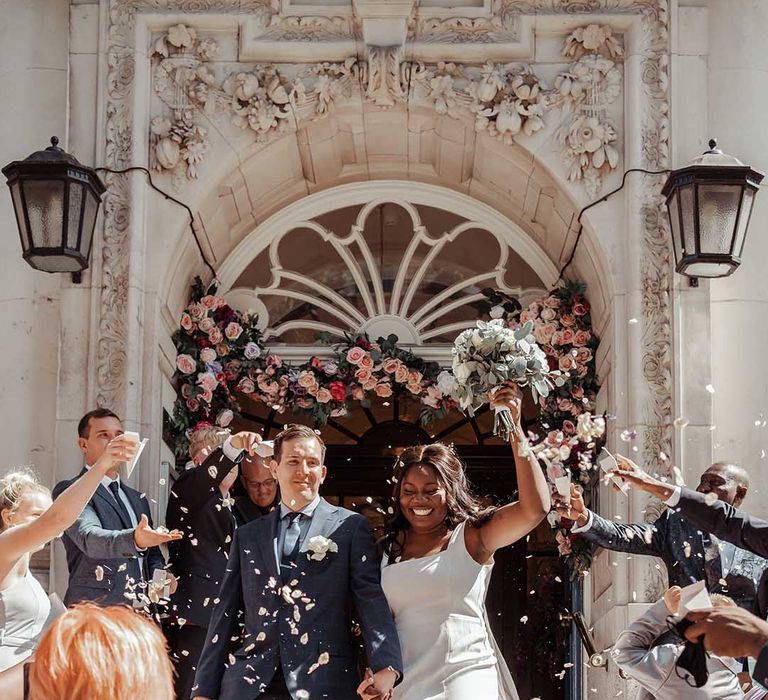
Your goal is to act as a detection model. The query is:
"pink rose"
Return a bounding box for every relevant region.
[180,313,194,331]
[197,371,218,392]
[186,398,200,412]
[316,388,332,404]
[394,365,409,383]
[358,353,375,370]
[298,371,317,389]
[382,358,400,374]
[555,329,576,346]
[311,357,323,370]
[363,378,378,391]
[533,323,557,345]
[238,377,255,394]
[200,295,223,310]
[355,368,372,383]
[407,382,422,395]
[181,384,192,399]
[557,397,574,412]
[571,385,585,401]
[199,317,215,333]
[346,347,365,366]
[575,347,592,363]
[217,344,230,357]
[176,354,197,375]
[200,388,213,404]
[208,328,223,345]
[352,387,365,401]
[558,355,575,372]
[266,354,283,368]
[422,385,442,408]
[519,311,531,324]
[306,383,319,396]
[540,307,557,322]
[573,301,589,316]
[556,530,572,556]
[572,330,591,347]
[224,322,243,340]
[562,419,576,434]
[544,296,561,309]
[375,382,393,398]
[528,302,542,316]
[575,364,588,378]
[408,370,423,385]
[560,314,576,328]
[189,303,205,321]
[200,347,217,364]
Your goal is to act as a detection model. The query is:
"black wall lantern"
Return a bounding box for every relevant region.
[3,136,106,276]
[662,139,763,279]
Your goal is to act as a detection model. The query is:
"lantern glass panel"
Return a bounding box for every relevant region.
[22,179,65,248]
[9,180,31,252]
[697,183,742,254]
[684,260,735,278]
[66,181,85,250]
[667,193,682,266]
[80,187,100,259]
[731,188,755,259]
[679,184,696,255]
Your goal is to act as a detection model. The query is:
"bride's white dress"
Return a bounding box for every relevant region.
[381,521,520,700]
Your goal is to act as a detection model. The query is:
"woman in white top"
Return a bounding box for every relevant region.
[0,435,139,698]
[359,383,550,700]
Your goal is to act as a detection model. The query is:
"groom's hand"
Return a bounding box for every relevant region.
[133,514,183,549]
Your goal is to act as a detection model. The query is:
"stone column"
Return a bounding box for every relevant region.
[707,0,768,515]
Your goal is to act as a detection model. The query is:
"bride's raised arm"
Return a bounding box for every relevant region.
[466,383,550,564]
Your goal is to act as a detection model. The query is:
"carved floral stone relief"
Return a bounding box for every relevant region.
[149,19,625,197]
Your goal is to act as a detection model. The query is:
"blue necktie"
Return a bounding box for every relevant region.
[108,481,133,529]
[280,512,302,577]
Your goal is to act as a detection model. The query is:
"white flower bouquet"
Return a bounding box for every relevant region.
[450,319,564,440]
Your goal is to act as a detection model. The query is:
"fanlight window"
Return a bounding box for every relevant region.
[227,200,547,349]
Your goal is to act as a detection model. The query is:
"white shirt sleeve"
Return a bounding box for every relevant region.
[571,510,593,533]
[221,436,244,462]
[665,485,682,507]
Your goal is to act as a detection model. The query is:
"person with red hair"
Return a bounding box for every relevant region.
[27,603,174,700]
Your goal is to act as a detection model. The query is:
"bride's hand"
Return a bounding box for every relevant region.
[489,382,522,426]
[357,668,392,700]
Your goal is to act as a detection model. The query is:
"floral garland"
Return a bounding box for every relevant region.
[170,278,458,460]
[170,278,604,575]
[487,281,606,576]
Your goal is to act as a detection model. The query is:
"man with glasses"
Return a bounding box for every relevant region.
[233,451,279,525]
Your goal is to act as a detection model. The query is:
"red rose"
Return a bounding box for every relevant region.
[357,339,372,351]
[572,301,589,316]
[329,381,346,402]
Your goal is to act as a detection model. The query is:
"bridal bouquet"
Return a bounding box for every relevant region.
[451,319,563,440]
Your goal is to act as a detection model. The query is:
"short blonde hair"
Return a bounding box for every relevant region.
[188,425,229,462]
[28,604,173,700]
[0,468,50,531]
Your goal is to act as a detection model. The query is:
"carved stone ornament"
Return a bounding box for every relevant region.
[100,1,672,514]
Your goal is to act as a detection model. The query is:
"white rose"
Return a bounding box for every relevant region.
[436,370,458,396]
[306,536,338,561]
[489,305,505,319]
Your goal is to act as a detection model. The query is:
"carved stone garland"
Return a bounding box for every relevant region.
[100,4,673,543]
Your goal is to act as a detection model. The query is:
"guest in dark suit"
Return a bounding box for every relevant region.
[232,450,279,526]
[555,460,767,610]
[53,408,182,608]
[165,426,262,700]
[607,456,768,620]
[192,424,402,700]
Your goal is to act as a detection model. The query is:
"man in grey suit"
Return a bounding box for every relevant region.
[53,408,181,607]
[193,424,402,700]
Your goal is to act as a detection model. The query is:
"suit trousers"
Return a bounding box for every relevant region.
[165,621,208,700]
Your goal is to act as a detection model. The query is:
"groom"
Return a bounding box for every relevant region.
[193,424,402,700]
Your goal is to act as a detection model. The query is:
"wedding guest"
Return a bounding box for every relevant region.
[232,451,279,525]
[193,424,402,700]
[614,585,744,699]
[0,440,137,687]
[361,383,549,700]
[27,603,174,700]
[53,409,181,608]
[165,426,261,700]
[684,605,768,691]
[554,461,766,611]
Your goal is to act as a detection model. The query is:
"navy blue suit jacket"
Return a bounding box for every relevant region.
[53,468,165,607]
[193,498,402,699]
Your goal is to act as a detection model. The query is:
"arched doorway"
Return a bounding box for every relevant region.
[206,181,573,698]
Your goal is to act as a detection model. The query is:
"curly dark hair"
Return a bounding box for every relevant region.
[383,443,495,561]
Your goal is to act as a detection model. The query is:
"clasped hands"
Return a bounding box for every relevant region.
[357,667,398,700]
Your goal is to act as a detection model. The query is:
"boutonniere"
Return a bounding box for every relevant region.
[307,535,338,561]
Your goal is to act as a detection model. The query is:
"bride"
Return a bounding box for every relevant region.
[359,383,550,700]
